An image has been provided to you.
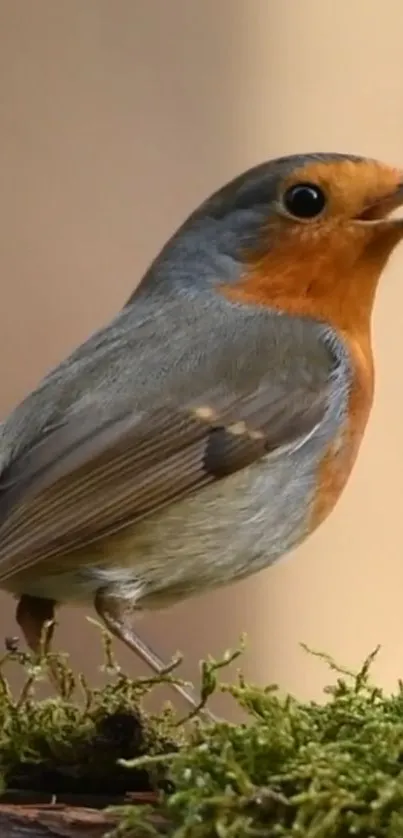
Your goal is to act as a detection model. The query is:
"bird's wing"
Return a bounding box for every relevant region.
[0,377,329,582]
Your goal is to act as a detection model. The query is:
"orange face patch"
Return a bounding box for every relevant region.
[219,158,403,338]
[282,158,402,222]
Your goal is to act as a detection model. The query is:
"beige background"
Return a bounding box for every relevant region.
[0,0,402,715]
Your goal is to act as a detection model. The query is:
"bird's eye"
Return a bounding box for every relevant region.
[282,182,326,220]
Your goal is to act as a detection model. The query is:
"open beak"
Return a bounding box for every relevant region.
[355,182,403,226]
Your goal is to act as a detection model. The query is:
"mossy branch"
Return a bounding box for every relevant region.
[0,802,132,838]
[0,630,402,836]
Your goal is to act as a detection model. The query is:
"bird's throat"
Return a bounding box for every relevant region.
[219,223,401,340]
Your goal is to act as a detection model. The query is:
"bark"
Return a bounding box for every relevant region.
[0,804,117,838]
[0,798,165,838]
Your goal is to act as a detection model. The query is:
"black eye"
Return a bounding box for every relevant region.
[283,182,326,220]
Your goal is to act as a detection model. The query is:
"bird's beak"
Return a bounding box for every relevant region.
[354,181,403,227]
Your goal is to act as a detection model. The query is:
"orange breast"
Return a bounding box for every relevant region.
[310,333,374,531]
[217,164,400,532]
[219,232,379,533]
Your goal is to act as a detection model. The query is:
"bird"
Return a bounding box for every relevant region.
[0,151,401,712]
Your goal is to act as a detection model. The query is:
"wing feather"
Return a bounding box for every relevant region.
[0,381,329,581]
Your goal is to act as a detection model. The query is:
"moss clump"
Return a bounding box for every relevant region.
[0,627,186,797]
[116,646,403,837]
[1,633,403,837]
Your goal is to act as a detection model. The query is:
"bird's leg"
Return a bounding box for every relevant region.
[94,588,217,722]
[16,594,56,654]
[15,594,62,687]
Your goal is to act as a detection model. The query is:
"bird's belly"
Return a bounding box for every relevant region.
[9,449,318,607]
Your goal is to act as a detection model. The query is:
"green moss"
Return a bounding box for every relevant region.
[0,626,184,797]
[1,631,403,836]
[115,646,403,837]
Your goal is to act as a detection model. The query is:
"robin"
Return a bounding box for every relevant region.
[0,152,401,711]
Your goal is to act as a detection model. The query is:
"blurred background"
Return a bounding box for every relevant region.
[0,0,403,716]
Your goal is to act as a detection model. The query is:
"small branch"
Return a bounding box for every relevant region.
[0,803,166,838]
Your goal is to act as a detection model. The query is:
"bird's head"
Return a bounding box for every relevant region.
[135,153,403,337]
[217,153,403,336]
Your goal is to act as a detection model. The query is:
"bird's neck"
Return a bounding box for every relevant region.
[218,225,400,351]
